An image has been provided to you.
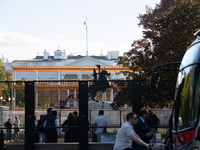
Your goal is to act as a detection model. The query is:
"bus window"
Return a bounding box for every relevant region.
[174,64,200,131]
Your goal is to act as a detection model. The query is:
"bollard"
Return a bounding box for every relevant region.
[0,129,4,150]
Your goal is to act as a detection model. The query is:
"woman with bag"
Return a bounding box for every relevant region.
[62,115,70,142]
[13,116,20,141]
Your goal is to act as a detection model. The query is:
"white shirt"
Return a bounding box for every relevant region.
[43,119,60,135]
[92,115,108,134]
[13,120,20,128]
[113,121,135,150]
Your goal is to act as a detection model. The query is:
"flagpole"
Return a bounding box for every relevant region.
[85,18,88,56]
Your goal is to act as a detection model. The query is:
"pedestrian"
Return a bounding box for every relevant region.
[133,108,154,150]
[68,112,78,142]
[44,108,52,142]
[62,115,70,142]
[146,110,159,133]
[43,110,60,143]
[44,108,52,120]
[37,115,45,143]
[92,110,108,142]
[4,118,12,142]
[113,112,150,150]
[13,116,20,141]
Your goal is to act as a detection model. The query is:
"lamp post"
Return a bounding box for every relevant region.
[8,97,11,109]
[0,96,3,106]
[13,97,15,109]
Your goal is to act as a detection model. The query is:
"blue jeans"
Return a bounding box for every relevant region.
[38,132,45,143]
[6,129,11,141]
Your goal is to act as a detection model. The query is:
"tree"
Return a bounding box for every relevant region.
[16,78,26,107]
[0,59,7,99]
[112,0,200,109]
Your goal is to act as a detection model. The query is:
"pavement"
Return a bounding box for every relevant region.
[4,137,92,144]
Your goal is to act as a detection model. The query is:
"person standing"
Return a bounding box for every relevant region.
[44,108,52,120]
[92,110,108,142]
[13,116,20,141]
[37,115,45,143]
[68,112,78,142]
[43,108,52,142]
[62,115,70,142]
[146,110,159,133]
[113,112,150,150]
[4,118,12,142]
[43,110,60,143]
[134,108,154,150]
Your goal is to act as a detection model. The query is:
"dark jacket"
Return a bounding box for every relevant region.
[37,119,45,132]
[4,121,11,129]
[44,116,57,135]
[134,117,151,150]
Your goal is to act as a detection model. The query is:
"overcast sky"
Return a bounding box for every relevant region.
[0,0,161,62]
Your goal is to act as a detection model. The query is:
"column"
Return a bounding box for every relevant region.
[110,89,113,103]
[67,90,69,107]
[13,89,16,109]
[103,92,106,101]
[74,89,76,107]
[35,69,38,80]
[58,68,60,101]
[77,73,81,80]
[35,69,38,108]
[35,89,38,107]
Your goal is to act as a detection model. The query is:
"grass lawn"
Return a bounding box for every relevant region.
[157,128,168,142]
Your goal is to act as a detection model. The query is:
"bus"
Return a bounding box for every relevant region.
[151,30,200,150]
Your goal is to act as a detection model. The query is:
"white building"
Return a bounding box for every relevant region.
[2,49,127,109]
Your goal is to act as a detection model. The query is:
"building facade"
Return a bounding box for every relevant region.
[2,49,127,109]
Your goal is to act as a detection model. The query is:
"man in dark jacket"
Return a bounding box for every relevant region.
[4,118,12,142]
[43,110,60,143]
[134,108,154,150]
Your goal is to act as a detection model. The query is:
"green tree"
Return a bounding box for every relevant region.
[113,0,200,109]
[16,78,26,107]
[4,71,12,105]
[0,58,7,104]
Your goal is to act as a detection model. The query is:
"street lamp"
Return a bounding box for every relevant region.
[8,97,11,109]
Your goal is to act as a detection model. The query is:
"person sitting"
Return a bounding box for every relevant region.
[113,112,150,150]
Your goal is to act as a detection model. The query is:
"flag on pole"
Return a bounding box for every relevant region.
[84,21,87,25]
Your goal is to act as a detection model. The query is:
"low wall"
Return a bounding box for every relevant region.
[6,143,114,150]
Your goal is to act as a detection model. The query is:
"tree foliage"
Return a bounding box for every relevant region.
[113,0,200,109]
[0,59,7,97]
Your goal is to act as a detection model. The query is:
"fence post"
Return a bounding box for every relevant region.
[25,82,35,150]
[79,81,88,150]
[0,129,4,150]
[132,81,141,115]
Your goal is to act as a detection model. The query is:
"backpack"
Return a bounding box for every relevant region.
[37,119,45,132]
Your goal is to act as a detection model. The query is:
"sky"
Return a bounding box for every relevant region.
[0,0,161,62]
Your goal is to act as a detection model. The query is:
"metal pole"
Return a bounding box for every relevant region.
[0,130,4,150]
[85,17,88,56]
[25,81,35,150]
[79,81,88,150]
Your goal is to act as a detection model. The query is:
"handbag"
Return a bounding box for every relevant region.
[62,124,69,132]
